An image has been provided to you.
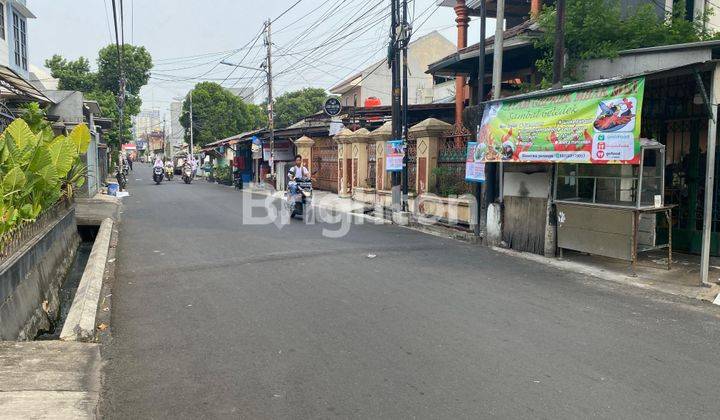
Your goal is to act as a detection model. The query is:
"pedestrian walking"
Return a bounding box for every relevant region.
[127,154,133,171]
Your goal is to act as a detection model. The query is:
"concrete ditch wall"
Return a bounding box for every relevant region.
[0,207,80,340]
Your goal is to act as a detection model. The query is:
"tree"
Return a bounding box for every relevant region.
[272,88,328,128]
[44,55,97,92]
[45,44,153,148]
[535,0,718,85]
[179,82,265,147]
[96,44,153,95]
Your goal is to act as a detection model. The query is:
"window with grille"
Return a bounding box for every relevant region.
[12,12,26,70]
[0,5,5,40]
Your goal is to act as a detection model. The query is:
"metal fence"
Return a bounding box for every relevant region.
[312,137,338,193]
[367,141,376,188]
[0,198,74,263]
[435,125,472,196]
[406,136,417,193]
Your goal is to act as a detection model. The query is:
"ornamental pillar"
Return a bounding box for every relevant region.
[408,118,452,196]
[350,128,371,192]
[454,0,470,125]
[334,127,353,197]
[294,135,315,174]
[369,121,392,191]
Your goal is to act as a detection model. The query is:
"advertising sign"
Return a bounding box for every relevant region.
[465,142,485,182]
[476,78,645,164]
[386,140,404,172]
[262,139,294,161]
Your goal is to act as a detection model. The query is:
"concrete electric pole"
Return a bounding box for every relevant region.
[265,19,275,176]
[390,0,402,212]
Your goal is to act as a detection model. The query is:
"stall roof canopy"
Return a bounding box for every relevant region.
[481,60,717,105]
[0,65,52,103]
[427,20,542,77]
[201,129,263,151]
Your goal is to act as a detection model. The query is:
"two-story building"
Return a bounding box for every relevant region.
[0,0,34,81]
[329,31,456,108]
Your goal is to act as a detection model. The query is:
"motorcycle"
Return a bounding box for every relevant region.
[287,178,312,219]
[115,165,127,190]
[165,166,174,181]
[181,164,194,184]
[153,166,164,185]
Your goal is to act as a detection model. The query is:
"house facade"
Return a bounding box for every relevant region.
[0,0,34,81]
[329,31,456,108]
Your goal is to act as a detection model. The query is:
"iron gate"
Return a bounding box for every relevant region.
[312,137,338,193]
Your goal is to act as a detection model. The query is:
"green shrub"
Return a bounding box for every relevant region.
[0,117,90,236]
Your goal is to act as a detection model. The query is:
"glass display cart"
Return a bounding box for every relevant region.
[553,140,673,269]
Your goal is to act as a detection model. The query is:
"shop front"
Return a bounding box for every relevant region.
[474,62,720,282]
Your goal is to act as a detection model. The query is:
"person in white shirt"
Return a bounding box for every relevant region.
[287,154,310,199]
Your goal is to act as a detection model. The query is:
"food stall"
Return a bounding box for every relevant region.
[473,76,673,265]
[553,140,673,267]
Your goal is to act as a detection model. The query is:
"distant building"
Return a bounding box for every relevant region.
[135,108,162,139]
[329,31,456,107]
[169,101,185,152]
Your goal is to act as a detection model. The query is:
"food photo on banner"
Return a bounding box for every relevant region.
[386,139,404,172]
[473,77,645,165]
[465,142,485,182]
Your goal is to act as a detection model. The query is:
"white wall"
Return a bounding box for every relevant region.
[0,1,10,68]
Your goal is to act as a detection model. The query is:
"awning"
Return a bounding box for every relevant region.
[0,65,51,103]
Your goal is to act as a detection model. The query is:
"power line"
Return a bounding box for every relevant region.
[271,0,305,24]
[102,0,114,44]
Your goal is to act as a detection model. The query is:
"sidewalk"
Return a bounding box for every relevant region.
[244,183,720,305]
[0,341,101,419]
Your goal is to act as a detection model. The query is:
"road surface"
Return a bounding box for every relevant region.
[101,165,720,419]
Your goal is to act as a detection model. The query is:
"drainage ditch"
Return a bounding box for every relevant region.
[35,225,99,340]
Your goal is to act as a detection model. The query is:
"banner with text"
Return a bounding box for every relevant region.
[465,142,485,182]
[475,78,645,164]
[386,140,404,172]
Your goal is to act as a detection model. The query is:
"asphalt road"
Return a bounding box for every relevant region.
[101,165,720,419]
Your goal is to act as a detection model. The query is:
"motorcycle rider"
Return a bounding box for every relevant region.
[287,154,309,200]
[153,156,164,169]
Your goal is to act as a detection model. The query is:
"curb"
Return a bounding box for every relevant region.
[60,218,114,342]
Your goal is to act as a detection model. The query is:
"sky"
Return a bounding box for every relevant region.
[30,0,495,121]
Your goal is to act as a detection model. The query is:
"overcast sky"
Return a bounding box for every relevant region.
[30,0,494,120]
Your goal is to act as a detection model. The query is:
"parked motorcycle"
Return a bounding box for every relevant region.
[287,178,312,219]
[181,163,194,184]
[165,166,174,181]
[153,167,164,185]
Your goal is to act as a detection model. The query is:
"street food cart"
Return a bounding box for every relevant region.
[553,139,673,268]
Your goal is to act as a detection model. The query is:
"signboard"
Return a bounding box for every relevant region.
[476,78,645,164]
[465,142,485,182]
[262,139,294,161]
[386,140,404,172]
[323,97,342,117]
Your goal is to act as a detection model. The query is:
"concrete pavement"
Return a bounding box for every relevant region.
[101,165,720,419]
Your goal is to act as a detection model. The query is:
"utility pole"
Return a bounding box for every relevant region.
[390,0,402,212]
[552,0,566,87]
[475,0,487,237]
[265,19,275,176]
[401,0,410,211]
[189,91,194,159]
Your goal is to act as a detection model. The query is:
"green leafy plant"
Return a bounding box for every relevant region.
[0,117,90,236]
[534,0,719,85]
[431,166,466,197]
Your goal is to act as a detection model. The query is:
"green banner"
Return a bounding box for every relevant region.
[475,77,645,164]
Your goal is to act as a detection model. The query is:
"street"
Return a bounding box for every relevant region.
[101,166,720,419]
